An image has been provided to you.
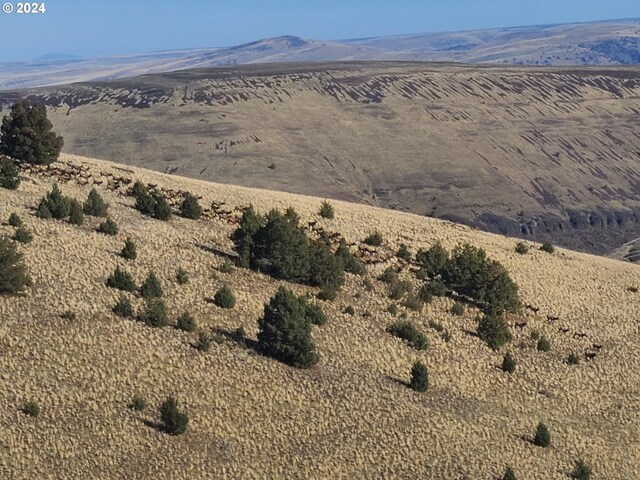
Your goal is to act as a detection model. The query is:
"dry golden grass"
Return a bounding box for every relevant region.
[0,153,639,479]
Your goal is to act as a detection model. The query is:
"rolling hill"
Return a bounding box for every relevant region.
[1,18,639,89]
[2,61,639,257]
[0,154,638,478]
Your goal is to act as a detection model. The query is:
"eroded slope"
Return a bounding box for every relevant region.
[2,62,639,255]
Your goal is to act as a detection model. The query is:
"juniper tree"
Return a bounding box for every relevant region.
[477,313,513,351]
[121,237,137,260]
[8,212,22,227]
[67,199,84,226]
[213,285,236,309]
[138,298,169,328]
[533,422,551,447]
[0,101,63,165]
[0,237,31,294]
[318,200,335,219]
[410,361,429,392]
[0,156,20,189]
[179,193,202,220]
[257,287,318,368]
[98,218,118,235]
[159,396,188,435]
[83,188,108,217]
[140,272,163,299]
[106,266,136,292]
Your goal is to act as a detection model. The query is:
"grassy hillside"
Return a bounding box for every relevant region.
[2,62,639,256]
[0,154,638,478]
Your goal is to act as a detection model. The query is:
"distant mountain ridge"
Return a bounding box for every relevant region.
[1,18,639,89]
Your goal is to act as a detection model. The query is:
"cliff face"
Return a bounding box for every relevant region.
[2,62,640,255]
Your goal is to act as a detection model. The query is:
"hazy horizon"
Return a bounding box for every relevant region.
[0,0,638,62]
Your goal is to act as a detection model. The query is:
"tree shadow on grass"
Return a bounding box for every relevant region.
[212,327,259,352]
[386,375,410,389]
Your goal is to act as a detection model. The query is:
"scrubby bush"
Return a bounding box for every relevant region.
[570,459,592,480]
[219,260,234,274]
[379,266,398,284]
[132,181,155,215]
[410,361,429,392]
[343,305,355,316]
[541,242,555,254]
[567,352,581,365]
[537,336,551,352]
[132,181,172,220]
[477,313,512,350]
[257,287,318,368]
[335,241,365,275]
[35,200,51,219]
[140,272,163,299]
[61,310,76,320]
[363,231,383,247]
[129,394,146,411]
[21,401,40,417]
[415,242,449,279]
[428,319,444,332]
[231,205,264,268]
[138,299,169,328]
[180,193,202,220]
[309,239,344,289]
[319,200,335,219]
[533,422,551,447]
[159,396,188,435]
[176,312,196,332]
[419,279,447,302]
[305,303,327,326]
[106,267,136,292]
[152,193,172,221]
[8,212,22,227]
[502,466,517,480]
[450,302,465,316]
[12,227,33,244]
[36,184,70,220]
[83,188,108,217]
[0,156,20,189]
[97,218,118,235]
[121,237,137,260]
[214,285,236,309]
[387,304,398,315]
[0,100,63,165]
[317,284,338,301]
[396,243,411,261]
[388,320,428,350]
[175,267,189,284]
[112,295,133,318]
[502,352,517,373]
[389,279,412,301]
[515,242,529,255]
[67,199,84,226]
[0,237,31,294]
[403,294,424,311]
[196,332,211,352]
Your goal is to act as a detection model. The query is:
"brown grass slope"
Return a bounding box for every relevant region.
[0,154,639,479]
[1,62,639,256]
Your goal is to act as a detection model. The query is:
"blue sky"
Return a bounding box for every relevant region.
[0,0,637,62]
